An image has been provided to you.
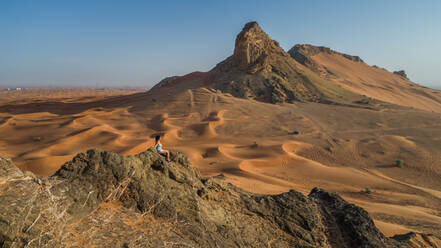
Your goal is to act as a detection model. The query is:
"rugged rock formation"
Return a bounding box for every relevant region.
[1,150,438,247]
[151,22,365,105]
[208,22,325,103]
[289,44,364,64]
[231,21,288,74]
[393,70,408,79]
[288,44,364,75]
[148,21,441,112]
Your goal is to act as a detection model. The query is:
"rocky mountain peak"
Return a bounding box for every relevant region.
[206,22,330,103]
[241,21,260,32]
[232,21,287,74]
[150,22,370,105]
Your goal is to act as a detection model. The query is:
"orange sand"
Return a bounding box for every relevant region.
[1,87,441,237]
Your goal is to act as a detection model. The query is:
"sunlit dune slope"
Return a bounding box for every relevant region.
[289,44,441,112]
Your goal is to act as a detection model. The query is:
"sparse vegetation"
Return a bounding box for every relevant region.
[362,187,372,194]
[396,159,404,168]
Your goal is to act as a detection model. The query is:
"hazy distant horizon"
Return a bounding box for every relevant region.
[1,1,440,89]
[1,65,440,91]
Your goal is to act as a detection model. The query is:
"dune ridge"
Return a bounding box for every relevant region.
[1,86,441,238]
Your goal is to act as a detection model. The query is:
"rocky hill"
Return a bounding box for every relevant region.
[288,43,441,112]
[208,22,324,103]
[1,150,439,247]
[150,21,441,112]
[288,44,364,74]
[151,22,367,105]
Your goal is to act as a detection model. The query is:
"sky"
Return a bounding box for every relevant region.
[1,0,440,88]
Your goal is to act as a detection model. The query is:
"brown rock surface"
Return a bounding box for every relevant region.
[150,22,441,112]
[152,22,366,105]
[1,150,438,247]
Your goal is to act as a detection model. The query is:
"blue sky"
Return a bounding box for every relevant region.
[1,0,440,88]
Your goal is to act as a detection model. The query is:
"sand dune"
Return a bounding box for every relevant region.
[1,88,441,237]
[374,220,415,237]
[310,52,441,112]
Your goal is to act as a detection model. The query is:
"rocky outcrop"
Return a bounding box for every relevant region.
[288,44,364,77]
[149,22,375,106]
[208,22,326,104]
[289,44,364,65]
[393,70,408,79]
[309,188,389,247]
[151,22,338,104]
[150,22,370,105]
[1,150,438,247]
[231,21,288,74]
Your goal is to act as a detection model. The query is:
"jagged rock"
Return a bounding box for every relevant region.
[0,156,24,184]
[232,21,287,74]
[152,22,351,104]
[150,22,368,105]
[289,44,364,65]
[289,44,363,81]
[208,22,324,104]
[1,150,438,247]
[288,44,364,78]
[393,70,408,79]
[309,188,389,247]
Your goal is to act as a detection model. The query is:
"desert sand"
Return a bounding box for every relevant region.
[310,52,441,113]
[1,86,441,238]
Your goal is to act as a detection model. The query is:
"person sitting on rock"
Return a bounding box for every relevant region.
[155,135,170,162]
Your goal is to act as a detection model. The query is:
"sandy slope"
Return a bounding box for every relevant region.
[0,88,441,237]
[309,52,441,113]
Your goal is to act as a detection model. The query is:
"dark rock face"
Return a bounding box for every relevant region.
[232,21,288,74]
[309,188,389,248]
[209,22,322,104]
[289,44,364,64]
[150,22,327,104]
[393,70,408,79]
[149,22,372,105]
[288,44,364,75]
[0,150,437,247]
[289,44,330,66]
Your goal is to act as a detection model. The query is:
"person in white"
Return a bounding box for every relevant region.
[154,135,170,162]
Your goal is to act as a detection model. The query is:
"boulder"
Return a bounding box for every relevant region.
[393,70,408,79]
